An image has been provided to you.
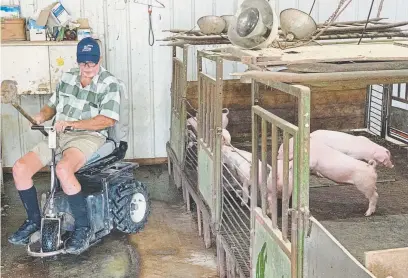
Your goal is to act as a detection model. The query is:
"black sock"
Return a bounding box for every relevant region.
[18,187,41,225]
[67,191,90,229]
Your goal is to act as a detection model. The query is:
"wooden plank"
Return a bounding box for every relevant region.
[287,61,408,73]
[365,247,408,278]
[187,81,297,110]
[311,116,365,131]
[311,103,366,118]
[393,41,408,48]
[226,109,296,137]
[0,41,78,46]
[225,44,408,66]
[311,89,366,105]
[187,81,366,110]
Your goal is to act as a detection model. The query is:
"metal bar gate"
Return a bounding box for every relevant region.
[196,51,223,226]
[251,80,310,278]
[169,46,188,164]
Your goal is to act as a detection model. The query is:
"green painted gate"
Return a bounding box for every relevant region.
[251,80,311,278]
[169,46,188,164]
[196,51,224,224]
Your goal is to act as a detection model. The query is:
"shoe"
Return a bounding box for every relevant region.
[8,219,40,246]
[65,226,92,255]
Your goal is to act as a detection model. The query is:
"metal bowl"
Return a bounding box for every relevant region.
[197,15,226,35]
[280,8,317,41]
[221,15,235,33]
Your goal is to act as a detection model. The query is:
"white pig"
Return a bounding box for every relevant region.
[266,159,294,215]
[187,112,229,132]
[277,130,393,168]
[222,129,231,146]
[222,145,270,205]
[309,137,379,217]
[310,130,393,168]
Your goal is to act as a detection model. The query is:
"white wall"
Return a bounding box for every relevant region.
[1,0,408,167]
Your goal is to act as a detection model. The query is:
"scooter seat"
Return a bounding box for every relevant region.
[84,140,117,166]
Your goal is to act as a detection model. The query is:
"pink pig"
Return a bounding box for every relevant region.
[310,130,393,168]
[277,130,393,168]
[187,113,229,133]
[309,137,379,216]
[221,145,269,205]
[266,159,294,214]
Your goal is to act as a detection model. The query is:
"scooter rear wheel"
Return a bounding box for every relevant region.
[41,219,60,252]
[110,179,150,234]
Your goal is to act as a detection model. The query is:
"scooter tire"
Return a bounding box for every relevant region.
[41,219,60,252]
[110,179,150,234]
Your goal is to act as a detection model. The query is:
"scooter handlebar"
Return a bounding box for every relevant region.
[31,125,74,131]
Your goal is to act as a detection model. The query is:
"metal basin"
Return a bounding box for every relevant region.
[197,15,226,35]
[280,8,317,41]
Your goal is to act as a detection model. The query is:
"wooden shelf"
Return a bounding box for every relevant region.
[1,40,79,46]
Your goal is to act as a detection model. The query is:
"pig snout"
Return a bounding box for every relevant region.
[374,149,394,168]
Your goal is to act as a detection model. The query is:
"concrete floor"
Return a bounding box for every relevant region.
[1,165,218,278]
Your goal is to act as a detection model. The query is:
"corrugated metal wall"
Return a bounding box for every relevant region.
[1,0,407,167]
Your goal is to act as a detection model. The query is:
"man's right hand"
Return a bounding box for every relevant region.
[31,113,45,126]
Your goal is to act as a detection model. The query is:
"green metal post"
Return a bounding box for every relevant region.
[296,85,311,278]
[251,79,260,274]
[214,56,223,229]
[180,45,189,163]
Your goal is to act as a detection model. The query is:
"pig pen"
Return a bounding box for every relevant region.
[227,42,408,278]
[167,43,408,278]
[182,50,313,278]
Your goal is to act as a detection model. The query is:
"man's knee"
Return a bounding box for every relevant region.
[56,160,81,194]
[12,159,31,181]
[56,161,74,181]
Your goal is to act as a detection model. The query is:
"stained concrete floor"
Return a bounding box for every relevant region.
[1,165,218,278]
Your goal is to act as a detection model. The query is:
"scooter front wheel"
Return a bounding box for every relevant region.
[41,219,61,252]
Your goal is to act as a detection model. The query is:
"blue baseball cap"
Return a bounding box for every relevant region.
[77,37,100,64]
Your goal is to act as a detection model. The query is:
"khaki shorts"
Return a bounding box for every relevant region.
[31,132,106,166]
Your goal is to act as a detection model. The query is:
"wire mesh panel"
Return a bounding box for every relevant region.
[387,83,408,143]
[219,146,253,277]
[367,84,387,137]
[184,108,199,185]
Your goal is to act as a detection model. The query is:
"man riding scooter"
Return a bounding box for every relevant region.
[8,37,122,255]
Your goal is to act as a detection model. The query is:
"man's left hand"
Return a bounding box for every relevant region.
[54,121,73,133]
